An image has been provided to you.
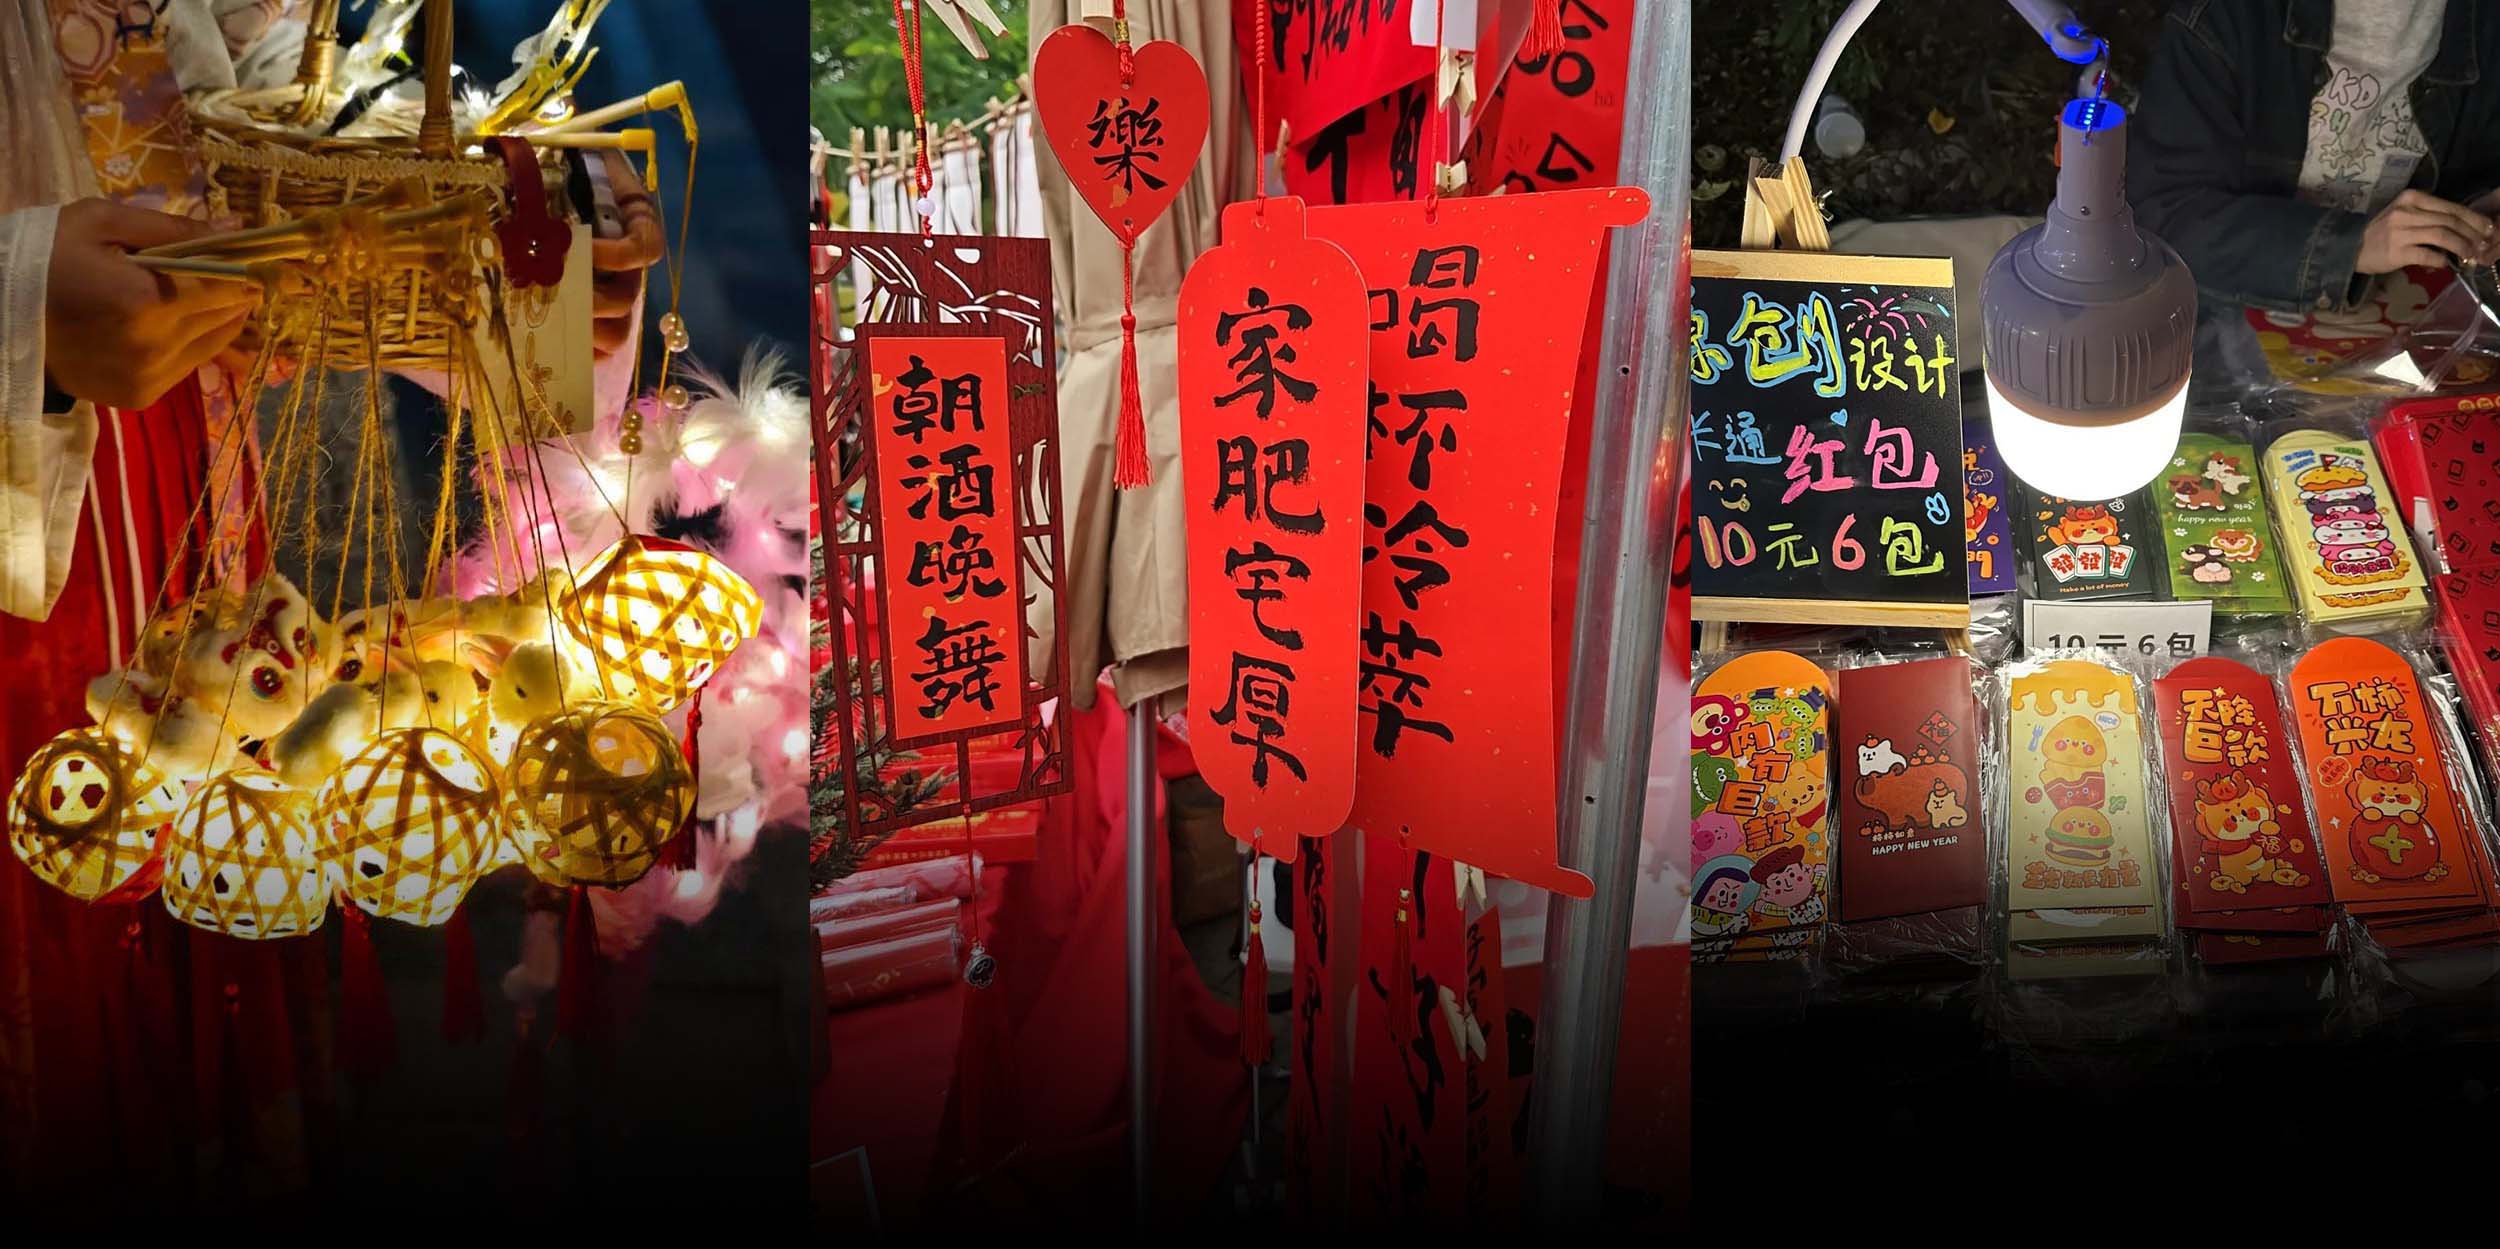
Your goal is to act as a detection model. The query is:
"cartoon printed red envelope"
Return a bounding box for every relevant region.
[1691,651,1833,939]
[1177,197,1369,860]
[1832,656,1984,923]
[2288,636,2483,913]
[2004,659,2162,942]
[2153,656,2333,917]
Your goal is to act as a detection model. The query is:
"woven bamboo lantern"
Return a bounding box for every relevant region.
[503,700,693,887]
[315,727,500,926]
[563,537,763,714]
[6,728,185,903]
[162,768,330,940]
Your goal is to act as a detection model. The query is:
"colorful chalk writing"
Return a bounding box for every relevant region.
[1687,255,1967,616]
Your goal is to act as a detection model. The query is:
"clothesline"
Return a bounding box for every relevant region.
[818,92,1046,335]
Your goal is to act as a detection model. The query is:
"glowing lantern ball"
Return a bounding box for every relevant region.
[563,536,762,713]
[162,768,329,940]
[314,727,500,926]
[6,728,184,903]
[504,701,693,887]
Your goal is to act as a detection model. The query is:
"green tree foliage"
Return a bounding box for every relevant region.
[812,0,1031,141]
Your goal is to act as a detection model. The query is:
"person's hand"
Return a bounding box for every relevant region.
[2357,189,2498,274]
[44,198,262,409]
[592,150,666,362]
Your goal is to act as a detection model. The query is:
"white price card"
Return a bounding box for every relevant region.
[2023,598,2213,662]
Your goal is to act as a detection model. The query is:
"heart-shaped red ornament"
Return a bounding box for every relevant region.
[1032,23,1209,245]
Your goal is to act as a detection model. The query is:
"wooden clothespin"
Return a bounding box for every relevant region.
[925,0,1009,59]
[850,126,867,172]
[1739,156,1832,252]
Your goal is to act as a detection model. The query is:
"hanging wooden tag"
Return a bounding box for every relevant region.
[2260,429,2432,630]
[1690,651,1833,939]
[1310,185,1647,898]
[2004,659,2162,942]
[1031,23,1208,245]
[2152,656,2331,918]
[2287,636,2481,913]
[1831,655,1983,922]
[1177,198,1368,858]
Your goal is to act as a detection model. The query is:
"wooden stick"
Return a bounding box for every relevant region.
[534,81,689,137]
[1691,596,1973,630]
[132,256,259,281]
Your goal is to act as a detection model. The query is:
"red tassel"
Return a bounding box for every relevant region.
[1113,245,1151,489]
[338,904,398,1082]
[1522,1,1565,59]
[1241,906,1270,1067]
[441,901,485,1044]
[1386,885,1416,1054]
[506,1032,545,1153]
[557,885,601,1040]
[665,688,705,870]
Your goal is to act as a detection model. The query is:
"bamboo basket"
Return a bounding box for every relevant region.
[188,0,562,371]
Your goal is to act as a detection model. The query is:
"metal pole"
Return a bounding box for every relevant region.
[1529,0,1694,1223]
[1126,697,1159,1225]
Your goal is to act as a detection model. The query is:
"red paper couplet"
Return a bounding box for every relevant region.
[1283,78,1430,207]
[1464,0,1632,197]
[1032,23,1209,244]
[1311,186,1648,898]
[2288,636,2485,915]
[2152,656,2333,918]
[865,334,1030,739]
[1286,833,1342,1222]
[1233,0,1435,154]
[1348,833,1466,1223]
[1178,197,1369,858]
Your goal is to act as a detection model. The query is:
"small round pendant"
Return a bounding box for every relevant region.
[963,942,997,989]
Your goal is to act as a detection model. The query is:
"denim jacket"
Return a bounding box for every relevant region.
[2127,0,2500,315]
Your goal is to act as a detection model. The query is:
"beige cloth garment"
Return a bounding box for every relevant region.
[1027,0,1247,712]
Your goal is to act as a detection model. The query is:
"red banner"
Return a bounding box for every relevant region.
[1178,198,1369,856]
[865,334,1029,738]
[1348,833,1466,1221]
[1463,0,1631,197]
[1237,0,1438,154]
[1310,186,1646,896]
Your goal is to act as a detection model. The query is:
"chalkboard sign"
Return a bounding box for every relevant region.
[1687,251,1970,627]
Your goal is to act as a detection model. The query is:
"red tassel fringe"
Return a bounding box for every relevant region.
[666,688,705,870]
[1241,914,1270,1068]
[338,904,398,1082]
[441,901,485,1044]
[557,885,601,1040]
[1387,888,1416,1053]
[1113,244,1150,489]
[1522,2,1565,59]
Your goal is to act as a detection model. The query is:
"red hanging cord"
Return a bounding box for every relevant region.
[1522,0,1565,59]
[1110,0,1150,489]
[1425,0,1450,221]
[893,0,934,233]
[557,884,602,1040]
[1253,0,1271,206]
[442,898,486,1044]
[337,902,398,1082]
[665,688,705,870]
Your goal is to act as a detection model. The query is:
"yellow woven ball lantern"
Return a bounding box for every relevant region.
[563,536,762,714]
[162,768,330,940]
[503,700,693,887]
[315,727,500,926]
[6,728,185,903]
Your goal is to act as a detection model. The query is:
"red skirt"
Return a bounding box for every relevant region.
[0,379,332,1201]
